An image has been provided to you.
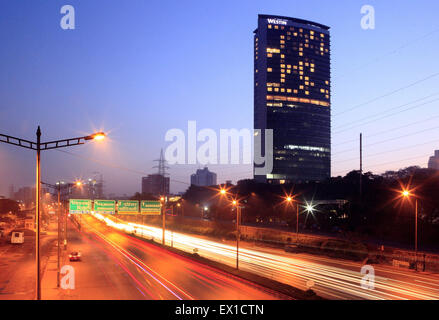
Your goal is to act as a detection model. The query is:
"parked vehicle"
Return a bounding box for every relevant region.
[11,231,24,244]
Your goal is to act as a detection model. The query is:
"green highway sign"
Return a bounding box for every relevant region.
[69,199,92,214]
[141,200,161,215]
[117,200,139,214]
[94,200,116,214]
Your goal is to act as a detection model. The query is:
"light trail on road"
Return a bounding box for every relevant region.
[90,213,439,300]
[79,214,285,300]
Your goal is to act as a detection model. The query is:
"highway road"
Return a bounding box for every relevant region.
[96,214,439,300]
[64,215,287,300]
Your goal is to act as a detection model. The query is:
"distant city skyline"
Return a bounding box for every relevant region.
[1,0,439,196]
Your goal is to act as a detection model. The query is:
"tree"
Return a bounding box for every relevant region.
[0,199,20,214]
[130,192,157,201]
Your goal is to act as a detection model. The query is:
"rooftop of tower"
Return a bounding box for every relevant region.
[258,14,330,31]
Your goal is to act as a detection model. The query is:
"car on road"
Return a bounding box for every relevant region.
[69,251,81,261]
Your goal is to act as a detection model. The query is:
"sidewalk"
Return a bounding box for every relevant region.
[41,233,86,300]
[41,243,62,299]
[41,238,88,300]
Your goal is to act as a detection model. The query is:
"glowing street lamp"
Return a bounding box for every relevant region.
[400,187,419,269]
[305,203,316,214]
[85,132,106,141]
[0,126,105,300]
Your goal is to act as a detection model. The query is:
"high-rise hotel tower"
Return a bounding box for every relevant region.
[254,15,331,183]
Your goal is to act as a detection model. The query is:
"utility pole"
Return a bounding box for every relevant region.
[154,149,169,195]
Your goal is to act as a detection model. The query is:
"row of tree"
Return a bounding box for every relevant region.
[179,166,439,249]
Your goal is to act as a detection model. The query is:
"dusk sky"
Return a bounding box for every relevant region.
[1,0,439,196]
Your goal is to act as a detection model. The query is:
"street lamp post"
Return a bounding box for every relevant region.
[402,189,419,270]
[64,201,68,249]
[72,181,84,231]
[41,181,63,288]
[36,127,41,299]
[220,188,242,270]
[296,202,299,241]
[415,198,418,257]
[161,196,166,245]
[0,127,105,300]
[286,196,299,242]
[233,201,242,270]
[285,196,316,244]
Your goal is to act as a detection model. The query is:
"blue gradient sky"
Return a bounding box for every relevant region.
[1,0,439,196]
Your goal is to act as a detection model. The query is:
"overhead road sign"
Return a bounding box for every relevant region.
[141,200,161,215]
[117,200,139,214]
[69,199,92,214]
[94,200,116,214]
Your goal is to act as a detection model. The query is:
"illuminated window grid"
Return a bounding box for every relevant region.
[266,95,330,107]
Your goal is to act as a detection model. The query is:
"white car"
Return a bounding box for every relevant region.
[11,231,24,244]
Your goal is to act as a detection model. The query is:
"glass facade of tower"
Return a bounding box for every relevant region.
[254,14,331,183]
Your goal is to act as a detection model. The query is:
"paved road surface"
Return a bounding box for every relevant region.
[57,216,286,300]
[113,216,439,300]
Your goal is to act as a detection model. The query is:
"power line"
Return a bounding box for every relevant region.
[333,72,439,117]
[55,149,255,185]
[333,125,439,156]
[333,113,439,147]
[333,97,439,135]
[335,138,439,164]
[54,149,190,186]
[334,27,439,80]
[333,92,439,132]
